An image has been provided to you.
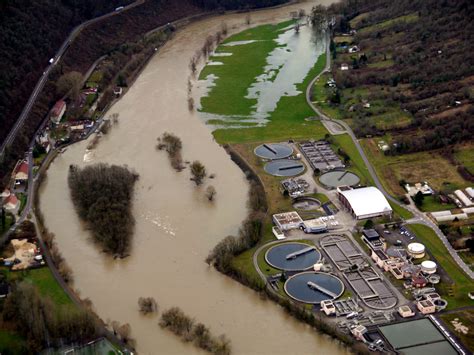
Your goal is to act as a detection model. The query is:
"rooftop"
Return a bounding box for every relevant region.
[338,186,392,217]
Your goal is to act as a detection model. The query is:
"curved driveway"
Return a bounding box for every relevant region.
[305,35,474,280]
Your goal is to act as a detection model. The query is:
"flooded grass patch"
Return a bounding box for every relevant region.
[213,54,329,144]
[199,21,294,117]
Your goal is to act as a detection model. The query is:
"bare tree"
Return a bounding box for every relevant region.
[138,297,158,314]
[205,185,216,201]
[190,161,207,186]
[221,22,228,36]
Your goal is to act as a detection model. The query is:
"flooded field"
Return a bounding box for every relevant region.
[40,1,348,354]
[197,19,326,128]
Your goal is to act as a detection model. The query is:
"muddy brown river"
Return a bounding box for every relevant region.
[40,1,349,354]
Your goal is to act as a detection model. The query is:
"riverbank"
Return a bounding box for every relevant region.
[38,2,349,354]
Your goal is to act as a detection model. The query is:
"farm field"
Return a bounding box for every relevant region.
[361,138,471,197]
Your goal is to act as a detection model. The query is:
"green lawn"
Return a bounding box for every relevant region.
[332,134,374,186]
[417,195,456,212]
[389,201,413,220]
[5,267,73,308]
[17,193,27,214]
[406,224,474,309]
[440,310,474,351]
[358,13,419,35]
[0,330,27,354]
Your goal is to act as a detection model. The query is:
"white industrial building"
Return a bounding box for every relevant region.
[454,190,473,207]
[337,186,392,220]
[466,187,474,199]
[272,211,303,231]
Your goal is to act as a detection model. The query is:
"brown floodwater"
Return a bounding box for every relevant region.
[40,1,349,354]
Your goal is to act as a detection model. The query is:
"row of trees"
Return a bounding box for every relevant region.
[2,282,98,352]
[68,163,139,256]
[160,306,231,354]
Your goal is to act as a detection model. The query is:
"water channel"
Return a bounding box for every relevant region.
[40,1,348,354]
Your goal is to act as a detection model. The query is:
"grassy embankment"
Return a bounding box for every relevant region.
[406,224,474,309]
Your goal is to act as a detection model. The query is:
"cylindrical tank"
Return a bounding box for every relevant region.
[421,260,437,274]
[407,242,425,259]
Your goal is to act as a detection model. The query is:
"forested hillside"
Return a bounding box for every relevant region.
[0,0,132,145]
[328,0,474,154]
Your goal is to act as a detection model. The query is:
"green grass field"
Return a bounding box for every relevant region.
[5,267,73,308]
[454,144,474,174]
[417,195,456,212]
[358,13,419,35]
[406,224,474,309]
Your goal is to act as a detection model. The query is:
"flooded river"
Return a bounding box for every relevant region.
[40,1,348,354]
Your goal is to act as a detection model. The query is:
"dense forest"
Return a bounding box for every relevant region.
[329,0,474,154]
[68,163,139,256]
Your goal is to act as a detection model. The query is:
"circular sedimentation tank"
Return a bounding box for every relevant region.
[319,170,360,189]
[265,242,321,271]
[293,197,321,211]
[284,272,344,304]
[264,160,305,177]
[254,143,293,160]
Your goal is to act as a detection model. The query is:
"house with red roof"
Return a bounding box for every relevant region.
[14,161,29,182]
[50,100,66,124]
[3,193,19,215]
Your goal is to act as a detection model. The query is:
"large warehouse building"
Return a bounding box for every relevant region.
[337,186,393,220]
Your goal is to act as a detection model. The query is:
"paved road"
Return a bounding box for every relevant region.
[0,0,144,156]
[305,33,474,280]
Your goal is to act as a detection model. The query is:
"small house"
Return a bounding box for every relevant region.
[3,194,20,215]
[50,100,66,124]
[114,86,123,97]
[14,161,28,182]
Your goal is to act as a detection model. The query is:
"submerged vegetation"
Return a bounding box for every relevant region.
[157,132,184,171]
[159,306,232,355]
[68,163,139,256]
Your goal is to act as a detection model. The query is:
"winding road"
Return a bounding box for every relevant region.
[305,34,474,279]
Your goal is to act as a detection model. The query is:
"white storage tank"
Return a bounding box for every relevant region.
[421,260,437,274]
[407,242,425,259]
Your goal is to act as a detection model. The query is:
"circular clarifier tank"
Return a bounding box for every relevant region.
[264,160,305,177]
[254,143,293,160]
[265,242,321,271]
[319,170,360,189]
[284,272,344,304]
